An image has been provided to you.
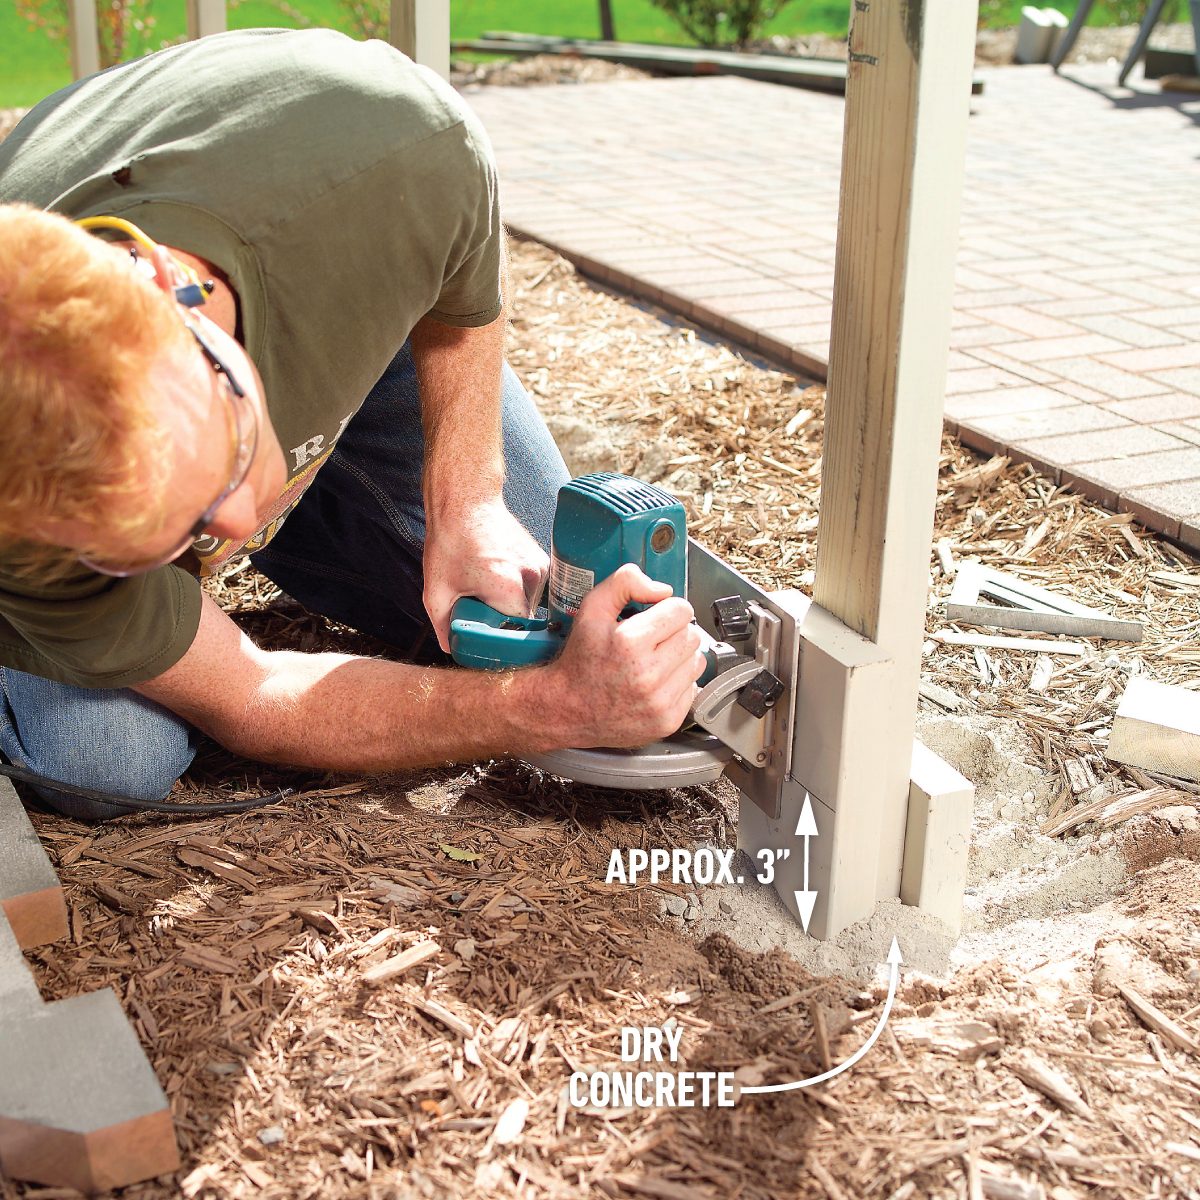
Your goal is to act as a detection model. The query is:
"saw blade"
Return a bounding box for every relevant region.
[524,730,733,791]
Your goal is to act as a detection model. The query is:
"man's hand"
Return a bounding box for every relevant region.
[540,564,706,749]
[424,497,549,652]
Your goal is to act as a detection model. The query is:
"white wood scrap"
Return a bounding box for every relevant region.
[919,680,964,712]
[361,939,440,984]
[932,630,1088,656]
[893,1015,1001,1061]
[1107,676,1200,784]
[1009,1054,1093,1119]
[1029,654,1053,693]
[1115,982,1200,1056]
[936,537,956,579]
[1065,758,1097,795]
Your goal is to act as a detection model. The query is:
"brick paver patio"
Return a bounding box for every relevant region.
[466,64,1200,551]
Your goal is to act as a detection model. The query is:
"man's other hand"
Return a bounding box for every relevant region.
[542,563,705,749]
[423,497,549,653]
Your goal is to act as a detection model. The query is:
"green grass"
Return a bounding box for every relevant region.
[2,0,1191,111]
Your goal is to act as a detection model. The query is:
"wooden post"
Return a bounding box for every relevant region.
[185,0,227,41]
[390,0,451,79]
[66,0,100,80]
[740,0,977,939]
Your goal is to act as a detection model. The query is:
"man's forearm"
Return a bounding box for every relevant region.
[411,308,507,519]
[134,596,568,771]
[229,650,563,771]
[135,567,703,773]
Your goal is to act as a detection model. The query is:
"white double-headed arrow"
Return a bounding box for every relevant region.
[793,792,819,934]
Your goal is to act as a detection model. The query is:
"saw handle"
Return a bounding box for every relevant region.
[449,597,561,671]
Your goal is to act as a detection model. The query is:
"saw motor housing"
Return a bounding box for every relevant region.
[449,473,687,671]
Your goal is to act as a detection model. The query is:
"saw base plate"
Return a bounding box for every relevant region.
[525,730,733,790]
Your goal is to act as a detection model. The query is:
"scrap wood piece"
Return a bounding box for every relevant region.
[176,847,258,890]
[1029,654,1053,693]
[489,1096,529,1147]
[919,680,965,712]
[1040,786,1187,838]
[946,562,1142,642]
[1065,758,1097,795]
[892,1016,1002,1061]
[366,878,425,909]
[1107,676,1200,784]
[80,849,172,880]
[1009,1054,1092,1119]
[980,1172,1046,1200]
[931,630,1088,656]
[347,927,400,961]
[91,881,143,915]
[613,1173,714,1200]
[293,906,341,936]
[1150,569,1200,589]
[412,996,474,1039]
[947,454,1010,493]
[1114,982,1200,1056]
[362,939,440,985]
[176,942,240,975]
[180,837,267,873]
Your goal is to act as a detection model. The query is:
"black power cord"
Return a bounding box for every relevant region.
[0,761,293,816]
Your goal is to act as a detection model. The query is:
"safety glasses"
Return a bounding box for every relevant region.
[78,319,259,577]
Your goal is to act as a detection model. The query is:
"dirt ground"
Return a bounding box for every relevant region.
[3,236,1198,1199]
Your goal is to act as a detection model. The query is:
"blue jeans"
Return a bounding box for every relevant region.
[0,342,568,821]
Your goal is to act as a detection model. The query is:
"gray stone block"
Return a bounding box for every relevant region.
[0,779,179,1190]
[0,778,68,948]
[0,907,41,1016]
[0,984,180,1191]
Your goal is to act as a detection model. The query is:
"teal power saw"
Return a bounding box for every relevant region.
[450,472,800,800]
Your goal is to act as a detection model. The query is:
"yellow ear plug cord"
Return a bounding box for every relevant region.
[75,214,212,307]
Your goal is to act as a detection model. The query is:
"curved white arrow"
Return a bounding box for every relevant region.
[739,937,903,1095]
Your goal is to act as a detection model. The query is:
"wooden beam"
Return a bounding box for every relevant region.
[802,0,977,922]
[815,0,977,648]
[66,0,100,80]
[390,0,451,79]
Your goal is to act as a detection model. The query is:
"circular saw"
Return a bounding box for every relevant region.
[449,473,795,796]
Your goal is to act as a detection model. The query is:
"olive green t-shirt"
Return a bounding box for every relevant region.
[0,28,503,687]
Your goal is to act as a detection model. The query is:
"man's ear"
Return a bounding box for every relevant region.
[149,244,180,295]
